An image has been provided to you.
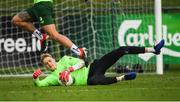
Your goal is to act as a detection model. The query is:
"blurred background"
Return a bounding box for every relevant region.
[162,0,180,71]
[0,0,179,75]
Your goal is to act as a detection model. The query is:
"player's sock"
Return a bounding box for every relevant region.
[79,47,87,59]
[71,44,80,55]
[33,29,43,40]
[153,39,165,55]
[146,48,155,53]
[71,45,87,59]
[116,75,125,81]
[40,34,48,52]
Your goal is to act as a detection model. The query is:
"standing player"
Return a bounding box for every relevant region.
[11,0,86,58]
[32,40,165,87]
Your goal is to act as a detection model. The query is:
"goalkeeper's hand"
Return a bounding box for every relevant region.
[59,70,70,82]
[33,69,42,79]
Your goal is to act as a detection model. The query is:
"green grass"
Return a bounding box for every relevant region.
[0,71,180,101]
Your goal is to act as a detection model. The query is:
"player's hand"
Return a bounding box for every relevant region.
[59,70,70,82]
[33,69,42,79]
[79,47,87,59]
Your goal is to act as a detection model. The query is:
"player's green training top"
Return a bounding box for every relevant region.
[34,56,90,87]
[34,0,53,4]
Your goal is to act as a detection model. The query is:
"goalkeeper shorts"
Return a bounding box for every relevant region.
[26,1,55,26]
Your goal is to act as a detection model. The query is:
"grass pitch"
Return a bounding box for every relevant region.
[0,71,180,101]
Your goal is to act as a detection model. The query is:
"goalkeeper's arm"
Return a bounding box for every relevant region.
[33,69,57,87]
[59,59,85,81]
[68,59,85,72]
[34,78,50,87]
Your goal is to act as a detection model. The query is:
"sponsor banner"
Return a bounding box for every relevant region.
[93,14,180,64]
[0,16,42,67]
[0,37,41,53]
[117,14,180,64]
[162,13,180,64]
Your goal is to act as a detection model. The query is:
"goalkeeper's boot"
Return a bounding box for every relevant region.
[40,34,48,52]
[79,47,87,59]
[124,72,137,80]
[153,39,165,55]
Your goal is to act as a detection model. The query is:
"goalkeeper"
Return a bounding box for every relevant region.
[33,40,165,87]
[11,0,86,58]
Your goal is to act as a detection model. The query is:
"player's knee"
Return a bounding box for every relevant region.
[11,15,20,25]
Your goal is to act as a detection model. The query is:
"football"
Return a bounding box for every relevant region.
[59,74,74,86]
[65,75,74,86]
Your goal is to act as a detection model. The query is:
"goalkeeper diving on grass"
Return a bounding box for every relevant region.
[11,0,86,59]
[32,40,165,87]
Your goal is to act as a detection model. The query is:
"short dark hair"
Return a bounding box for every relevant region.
[40,53,53,64]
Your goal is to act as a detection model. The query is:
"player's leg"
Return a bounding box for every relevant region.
[87,71,137,85]
[87,75,117,85]
[90,46,145,76]
[35,1,86,58]
[11,11,43,40]
[12,11,35,34]
[42,24,74,48]
[90,39,165,75]
[42,24,86,58]
[97,72,137,85]
[11,10,47,52]
[87,46,143,85]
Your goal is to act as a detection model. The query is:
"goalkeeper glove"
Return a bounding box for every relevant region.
[33,69,42,79]
[59,70,70,82]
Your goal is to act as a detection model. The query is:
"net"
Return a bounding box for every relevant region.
[0,0,157,76]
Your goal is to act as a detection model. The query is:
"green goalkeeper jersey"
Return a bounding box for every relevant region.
[34,0,53,4]
[34,56,90,87]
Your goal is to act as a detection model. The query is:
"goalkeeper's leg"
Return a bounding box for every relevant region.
[91,39,164,75]
[90,46,145,75]
[87,72,137,85]
[87,75,117,85]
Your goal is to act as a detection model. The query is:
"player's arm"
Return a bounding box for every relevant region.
[68,59,85,72]
[33,69,53,87]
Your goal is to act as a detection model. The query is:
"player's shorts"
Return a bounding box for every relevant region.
[26,2,55,26]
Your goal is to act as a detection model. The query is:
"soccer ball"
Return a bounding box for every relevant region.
[58,74,74,86]
[65,75,74,86]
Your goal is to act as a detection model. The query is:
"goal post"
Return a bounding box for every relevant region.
[0,0,163,76]
[155,0,163,74]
